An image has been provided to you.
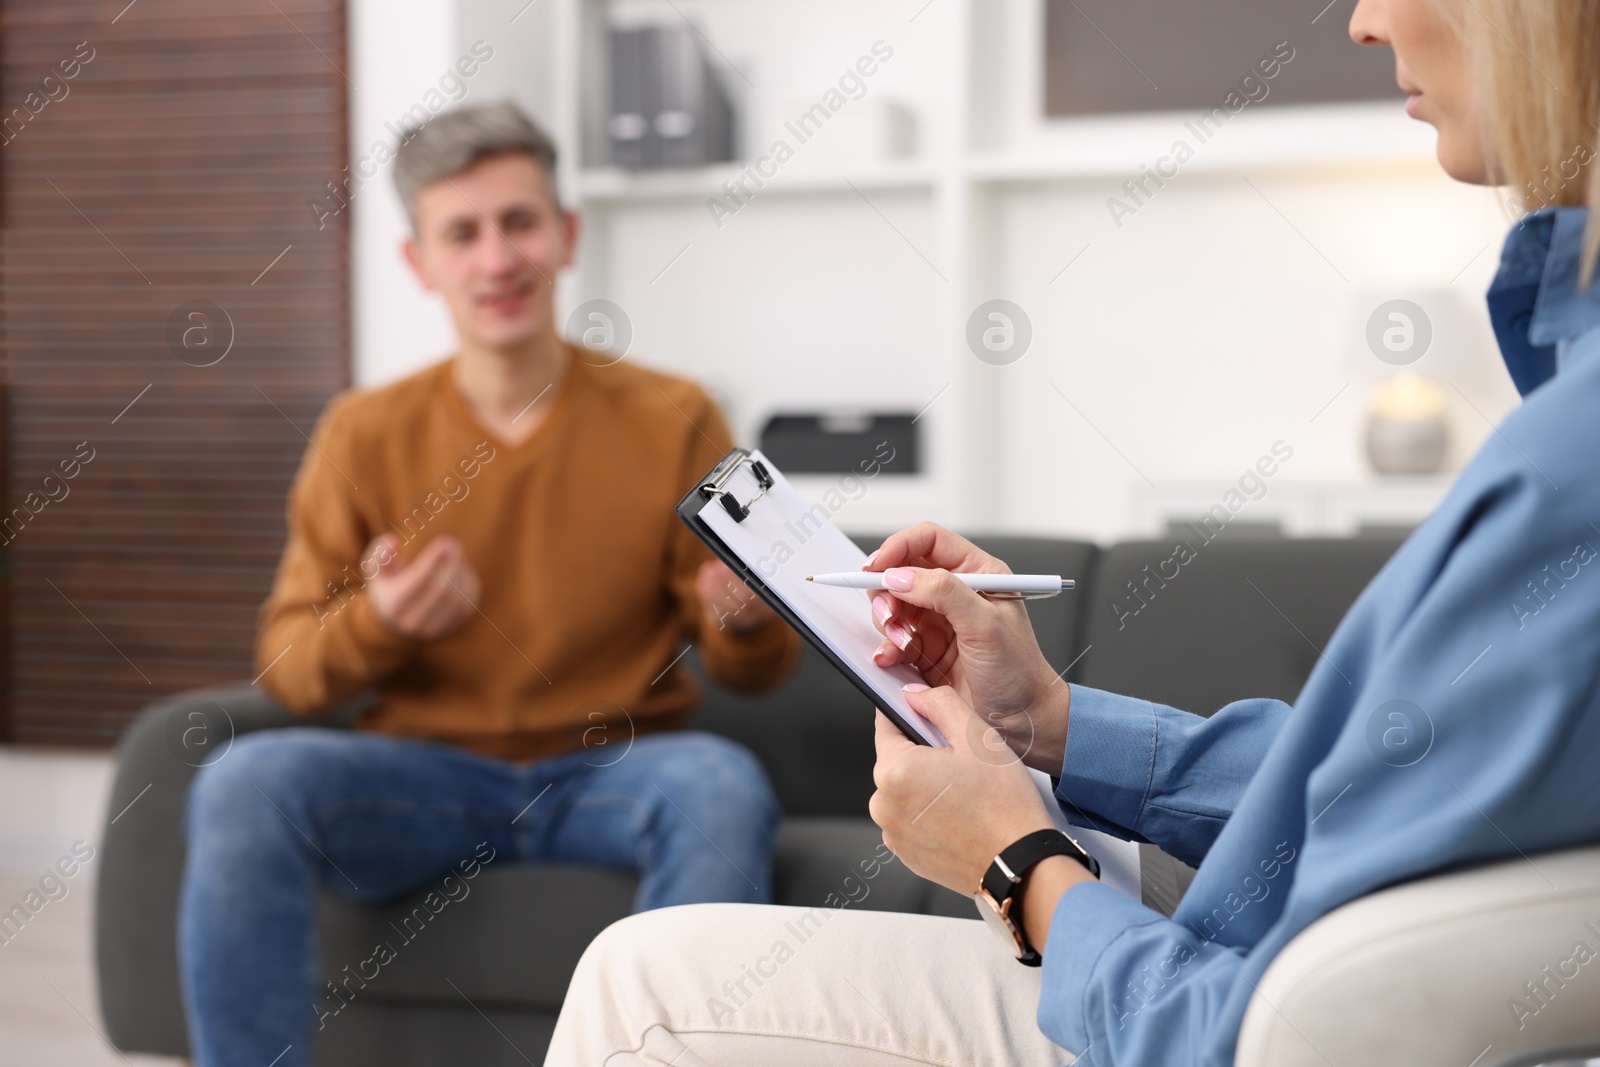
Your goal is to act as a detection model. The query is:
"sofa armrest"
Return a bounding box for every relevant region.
[1237,845,1600,1067]
[95,683,370,1056]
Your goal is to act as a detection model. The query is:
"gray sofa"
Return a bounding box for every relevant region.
[95,531,1408,1065]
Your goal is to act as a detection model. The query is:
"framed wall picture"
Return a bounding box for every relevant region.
[1044,0,1401,117]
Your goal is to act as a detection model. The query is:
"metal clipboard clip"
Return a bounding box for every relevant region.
[699,449,774,523]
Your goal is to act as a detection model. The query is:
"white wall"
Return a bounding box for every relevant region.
[455,0,559,128]
[987,161,1517,543]
[348,0,460,387]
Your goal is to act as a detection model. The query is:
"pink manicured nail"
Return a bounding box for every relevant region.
[903,682,930,693]
[873,596,893,625]
[863,549,880,568]
[884,568,915,592]
[885,620,912,650]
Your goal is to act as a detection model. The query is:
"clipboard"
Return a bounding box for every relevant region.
[677,448,1146,897]
[677,447,946,747]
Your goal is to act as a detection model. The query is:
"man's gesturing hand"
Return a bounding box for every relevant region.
[365,533,481,641]
[696,559,777,634]
[869,684,1062,896]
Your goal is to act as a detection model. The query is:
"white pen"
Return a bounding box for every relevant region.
[805,572,1074,596]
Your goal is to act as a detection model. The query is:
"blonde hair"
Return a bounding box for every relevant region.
[1443,0,1600,284]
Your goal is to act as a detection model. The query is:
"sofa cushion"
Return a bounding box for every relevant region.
[316,816,969,1011]
[317,862,635,1011]
[311,999,557,1067]
[1074,535,1405,715]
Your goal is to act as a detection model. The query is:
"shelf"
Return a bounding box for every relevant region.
[966,102,1439,184]
[576,103,1434,203]
[1128,476,1453,538]
[577,161,939,204]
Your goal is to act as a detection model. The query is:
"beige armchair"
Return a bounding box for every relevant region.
[1237,845,1600,1067]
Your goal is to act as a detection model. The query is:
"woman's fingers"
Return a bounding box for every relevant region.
[906,622,958,685]
[867,522,1007,576]
[874,592,943,650]
[871,593,894,637]
[881,566,997,640]
[872,609,955,677]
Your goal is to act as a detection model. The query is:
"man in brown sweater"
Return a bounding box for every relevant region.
[177,103,800,1067]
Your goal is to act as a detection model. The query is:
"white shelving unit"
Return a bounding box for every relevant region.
[485,0,1506,541]
[533,0,984,530]
[1127,477,1453,539]
[576,161,940,203]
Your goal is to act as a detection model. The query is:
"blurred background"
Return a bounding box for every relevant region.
[0,0,1524,1061]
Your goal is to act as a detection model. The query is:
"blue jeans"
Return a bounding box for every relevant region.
[178,727,780,1067]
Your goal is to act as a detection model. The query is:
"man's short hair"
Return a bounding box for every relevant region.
[393,101,562,229]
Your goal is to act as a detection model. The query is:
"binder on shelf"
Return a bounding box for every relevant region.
[653,25,734,168]
[606,24,735,170]
[607,27,653,168]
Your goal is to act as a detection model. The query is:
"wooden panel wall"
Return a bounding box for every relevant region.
[0,0,349,744]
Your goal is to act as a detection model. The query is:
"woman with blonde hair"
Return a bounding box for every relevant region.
[543,1,1600,1063]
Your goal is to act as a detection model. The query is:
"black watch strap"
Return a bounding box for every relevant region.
[982,828,1100,904]
[980,829,1101,965]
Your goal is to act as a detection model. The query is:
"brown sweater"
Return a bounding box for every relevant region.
[254,348,801,761]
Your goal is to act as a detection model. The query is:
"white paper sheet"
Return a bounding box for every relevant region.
[700,451,946,747]
[1031,769,1143,901]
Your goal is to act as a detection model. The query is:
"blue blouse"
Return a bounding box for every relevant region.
[1041,206,1600,1065]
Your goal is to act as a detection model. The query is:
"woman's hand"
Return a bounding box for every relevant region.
[866,522,1067,769]
[870,686,1067,896]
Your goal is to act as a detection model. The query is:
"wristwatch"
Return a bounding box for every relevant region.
[973,828,1099,966]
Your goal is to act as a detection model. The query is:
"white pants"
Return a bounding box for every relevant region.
[543,902,1074,1066]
